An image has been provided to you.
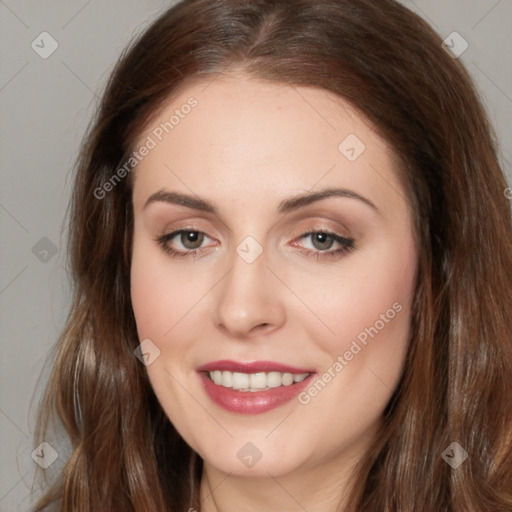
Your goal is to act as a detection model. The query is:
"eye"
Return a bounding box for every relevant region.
[303,232,337,251]
[155,229,214,258]
[292,229,355,260]
[175,231,205,250]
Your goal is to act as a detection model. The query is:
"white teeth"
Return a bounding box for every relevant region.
[232,372,249,390]
[267,371,282,388]
[282,373,294,386]
[249,372,267,389]
[208,370,310,390]
[221,371,233,388]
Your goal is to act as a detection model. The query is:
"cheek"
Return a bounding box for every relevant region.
[130,232,209,337]
[286,234,417,360]
[130,262,165,341]
[131,239,187,349]
[288,236,416,432]
[291,244,416,444]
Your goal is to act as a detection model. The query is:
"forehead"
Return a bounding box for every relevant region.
[130,73,406,219]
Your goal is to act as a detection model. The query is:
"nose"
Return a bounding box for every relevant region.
[213,245,286,340]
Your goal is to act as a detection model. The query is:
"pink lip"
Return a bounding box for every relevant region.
[196,359,313,374]
[196,360,316,415]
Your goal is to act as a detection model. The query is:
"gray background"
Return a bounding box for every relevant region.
[1,1,511,510]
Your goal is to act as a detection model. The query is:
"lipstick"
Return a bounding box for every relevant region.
[197,360,315,414]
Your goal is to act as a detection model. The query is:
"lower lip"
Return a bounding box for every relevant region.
[198,372,314,414]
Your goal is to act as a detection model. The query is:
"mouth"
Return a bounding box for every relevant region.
[196,360,315,414]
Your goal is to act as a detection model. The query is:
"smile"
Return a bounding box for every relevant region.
[196,360,315,414]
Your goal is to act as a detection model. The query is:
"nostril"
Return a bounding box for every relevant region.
[258,323,273,333]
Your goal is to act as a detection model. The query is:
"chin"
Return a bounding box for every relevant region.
[201,445,308,478]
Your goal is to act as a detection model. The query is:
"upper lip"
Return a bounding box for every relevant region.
[196,359,314,374]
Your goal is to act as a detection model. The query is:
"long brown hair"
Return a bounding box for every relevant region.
[33,0,512,510]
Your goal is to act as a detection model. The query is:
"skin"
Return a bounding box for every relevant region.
[130,72,418,512]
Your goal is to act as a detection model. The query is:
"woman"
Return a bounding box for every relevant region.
[33,0,512,510]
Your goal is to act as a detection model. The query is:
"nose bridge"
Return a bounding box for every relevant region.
[213,239,285,338]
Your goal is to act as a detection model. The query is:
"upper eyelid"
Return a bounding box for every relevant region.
[159,215,352,237]
[162,226,348,237]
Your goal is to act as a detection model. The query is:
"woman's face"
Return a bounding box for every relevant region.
[130,73,417,481]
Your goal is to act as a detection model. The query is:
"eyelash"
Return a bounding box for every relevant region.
[154,227,355,261]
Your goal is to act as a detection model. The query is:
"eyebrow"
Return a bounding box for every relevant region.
[143,187,379,215]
